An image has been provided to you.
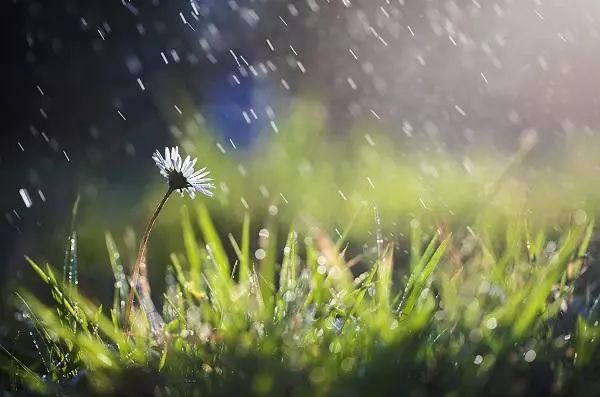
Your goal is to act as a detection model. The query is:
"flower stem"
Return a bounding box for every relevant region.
[123,188,173,332]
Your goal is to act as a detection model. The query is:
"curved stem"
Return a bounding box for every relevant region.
[123,188,173,332]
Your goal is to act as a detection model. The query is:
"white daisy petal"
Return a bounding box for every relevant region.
[170,147,179,171]
[198,186,214,197]
[189,168,208,179]
[152,150,161,164]
[190,175,210,183]
[165,147,172,169]
[176,150,183,171]
[184,158,197,176]
[181,156,191,174]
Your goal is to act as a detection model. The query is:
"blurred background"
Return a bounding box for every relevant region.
[3,0,600,334]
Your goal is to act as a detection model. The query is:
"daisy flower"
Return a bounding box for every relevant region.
[152,146,214,197]
[124,146,214,332]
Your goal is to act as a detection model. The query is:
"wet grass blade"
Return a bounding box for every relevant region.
[197,204,230,280]
[512,226,583,338]
[400,235,450,316]
[397,231,440,310]
[105,232,127,319]
[240,212,251,285]
[259,224,278,317]
[280,228,298,289]
[409,219,423,271]
[63,195,80,293]
[181,205,201,286]
[376,243,394,311]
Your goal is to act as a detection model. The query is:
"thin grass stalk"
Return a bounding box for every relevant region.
[123,188,173,332]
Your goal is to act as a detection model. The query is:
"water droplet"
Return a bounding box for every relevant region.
[485,317,498,330]
[524,350,536,362]
[254,249,266,260]
[574,209,587,225]
[259,228,270,239]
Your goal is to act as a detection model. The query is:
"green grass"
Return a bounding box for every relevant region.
[2,203,600,396]
[4,101,600,395]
